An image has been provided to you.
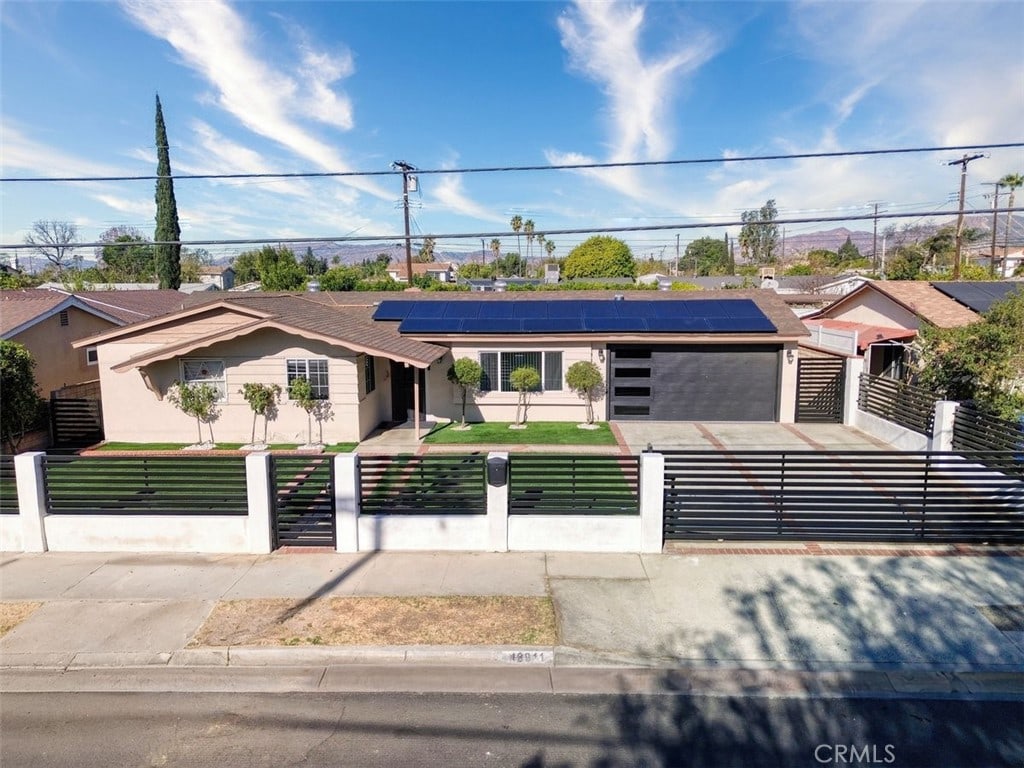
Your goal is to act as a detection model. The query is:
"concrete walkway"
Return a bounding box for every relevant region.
[2,547,1022,695]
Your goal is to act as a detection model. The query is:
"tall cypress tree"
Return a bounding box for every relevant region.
[154,94,181,289]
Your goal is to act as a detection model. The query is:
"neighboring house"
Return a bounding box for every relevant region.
[386,262,454,283]
[77,290,808,445]
[197,265,235,290]
[801,280,1007,379]
[1,288,186,396]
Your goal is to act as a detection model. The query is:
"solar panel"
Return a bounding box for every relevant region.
[442,301,484,319]
[390,297,777,334]
[461,318,524,333]
[398,317,465,333]
[931,282,1020,314]
[372,300,414,321]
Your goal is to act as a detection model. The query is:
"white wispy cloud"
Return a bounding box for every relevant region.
[431,174,507,225]
[119,0,391,200]
[557,1,717,163]
[0,122,126,178]
[90,194,155,220]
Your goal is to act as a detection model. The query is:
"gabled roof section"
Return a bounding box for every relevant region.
[807,281,980,328]
[1,290,123,339]
[86,293,446,369]
[73,289,187,323]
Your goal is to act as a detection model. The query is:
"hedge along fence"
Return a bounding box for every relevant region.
[43,455,249,515]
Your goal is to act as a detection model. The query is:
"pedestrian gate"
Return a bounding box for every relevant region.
[271,456,336,548]
[796,357,845,423]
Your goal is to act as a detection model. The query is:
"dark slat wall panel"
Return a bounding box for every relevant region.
[510,455,639,515]
[858,374,938,435]
[360,454,486,515]
[796,357,845,423]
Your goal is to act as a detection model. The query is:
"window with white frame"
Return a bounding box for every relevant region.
[85,346,98,366]
[286,359,329,399]
[362,355,376,395]
[479,351,562,392]
[181,359,227,401]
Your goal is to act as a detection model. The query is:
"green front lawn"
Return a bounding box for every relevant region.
[423,421,618,446]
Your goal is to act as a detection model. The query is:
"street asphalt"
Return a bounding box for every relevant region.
[1,546,1022,697]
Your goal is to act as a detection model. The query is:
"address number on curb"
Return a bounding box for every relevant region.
[502,650,551,664]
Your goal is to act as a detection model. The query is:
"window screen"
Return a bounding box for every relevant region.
[181,359,227,401]
[286,359,329,399]
[500,351,542,392]
[480,352,498,392]
[543,352,563,391]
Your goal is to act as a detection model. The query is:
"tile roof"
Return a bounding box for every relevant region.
[73,290,188,323]
[868,281,981,328]
[1,291,72,336]
[804,319,917,352]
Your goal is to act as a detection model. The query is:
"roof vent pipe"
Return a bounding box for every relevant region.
[613,294,624,301]
[657,279,671,292]
[307,281,320,292]
[494,279,507,293]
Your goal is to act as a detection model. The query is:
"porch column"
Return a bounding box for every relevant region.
[413,368,421,441]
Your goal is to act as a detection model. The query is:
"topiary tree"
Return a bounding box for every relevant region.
[167,381,220,445]
[289,377,333,446]
[447,357,483,426]
[565,360,605,425]
[239,383,282,445]
[0,340,46,454]
[509,366,541,426]
[561,236,636,280]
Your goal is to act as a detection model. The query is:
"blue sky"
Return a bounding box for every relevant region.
[2,0,1022,264]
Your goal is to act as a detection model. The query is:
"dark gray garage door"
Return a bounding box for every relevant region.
[608,344,781,421]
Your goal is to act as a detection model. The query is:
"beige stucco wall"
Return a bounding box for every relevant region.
[824,291,920,330]
[10,307,117,396]
[779,343,798,423]
[428,342,605,423]
[98,327,385,444]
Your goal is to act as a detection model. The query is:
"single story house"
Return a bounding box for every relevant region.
[75,290,809,445]
[197,265,235,290]
[1,288,187,396]
[386,262,454,283]
[801,280,1020,379]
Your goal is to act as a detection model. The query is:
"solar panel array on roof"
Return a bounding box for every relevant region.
[372,299,777,334]
[930,282,1022,314]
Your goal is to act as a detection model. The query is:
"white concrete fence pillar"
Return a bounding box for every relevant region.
[245,452,274,554]
[843,356,865,426]
[931,400,960,452]
[14,451,48,553]
[639,452,665,554]
[486,451,509,552]
[333,453,360,553]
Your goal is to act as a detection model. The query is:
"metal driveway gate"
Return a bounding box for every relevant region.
[272,455,336,548]
[662,450,1023,543]
[796,357,845,423]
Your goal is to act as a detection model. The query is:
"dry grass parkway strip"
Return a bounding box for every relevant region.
[0,602,42,637]
[190,596,558,647]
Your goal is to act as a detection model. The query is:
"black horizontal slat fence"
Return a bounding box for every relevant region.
[0,456,18,514]
[510,455,639,515]
[858,374,938,435]
[359,454,486,515]
[953,405,1022,454]
[43,455,248,515]
[272,456,335,547]
[663,450,1023,543]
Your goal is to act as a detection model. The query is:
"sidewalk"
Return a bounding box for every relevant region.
[2,547,1022,696]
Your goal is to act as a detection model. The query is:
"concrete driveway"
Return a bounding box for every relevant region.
[613,421,889,454]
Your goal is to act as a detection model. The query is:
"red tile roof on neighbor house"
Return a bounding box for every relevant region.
[804,319,917,353]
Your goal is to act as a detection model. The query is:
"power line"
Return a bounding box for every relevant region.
[3,207,1018,251]
[2,143,1021,183]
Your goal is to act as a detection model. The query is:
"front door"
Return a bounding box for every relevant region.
[390,362,426,422]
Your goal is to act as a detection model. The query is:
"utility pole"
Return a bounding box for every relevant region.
[392,161,416,286]
[867,201,886,271]
[947,153,985,280]
[675,233,680,276]
[982,182,1002,278]
[481,238,486,265]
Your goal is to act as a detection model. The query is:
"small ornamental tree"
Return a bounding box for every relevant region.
[447,357,484,426]
[288,376,333,445]
[565,360,605,425]
[167,381,219,445]
[509,366,541,426]
[239,383,282,445]
[0,340,46,454]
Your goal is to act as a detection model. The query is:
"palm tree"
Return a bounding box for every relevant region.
[510,215,523,262]
[490,238,501,264]
[523,219,535,263]
[545,239,556,259]
[999,172,1023,275]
